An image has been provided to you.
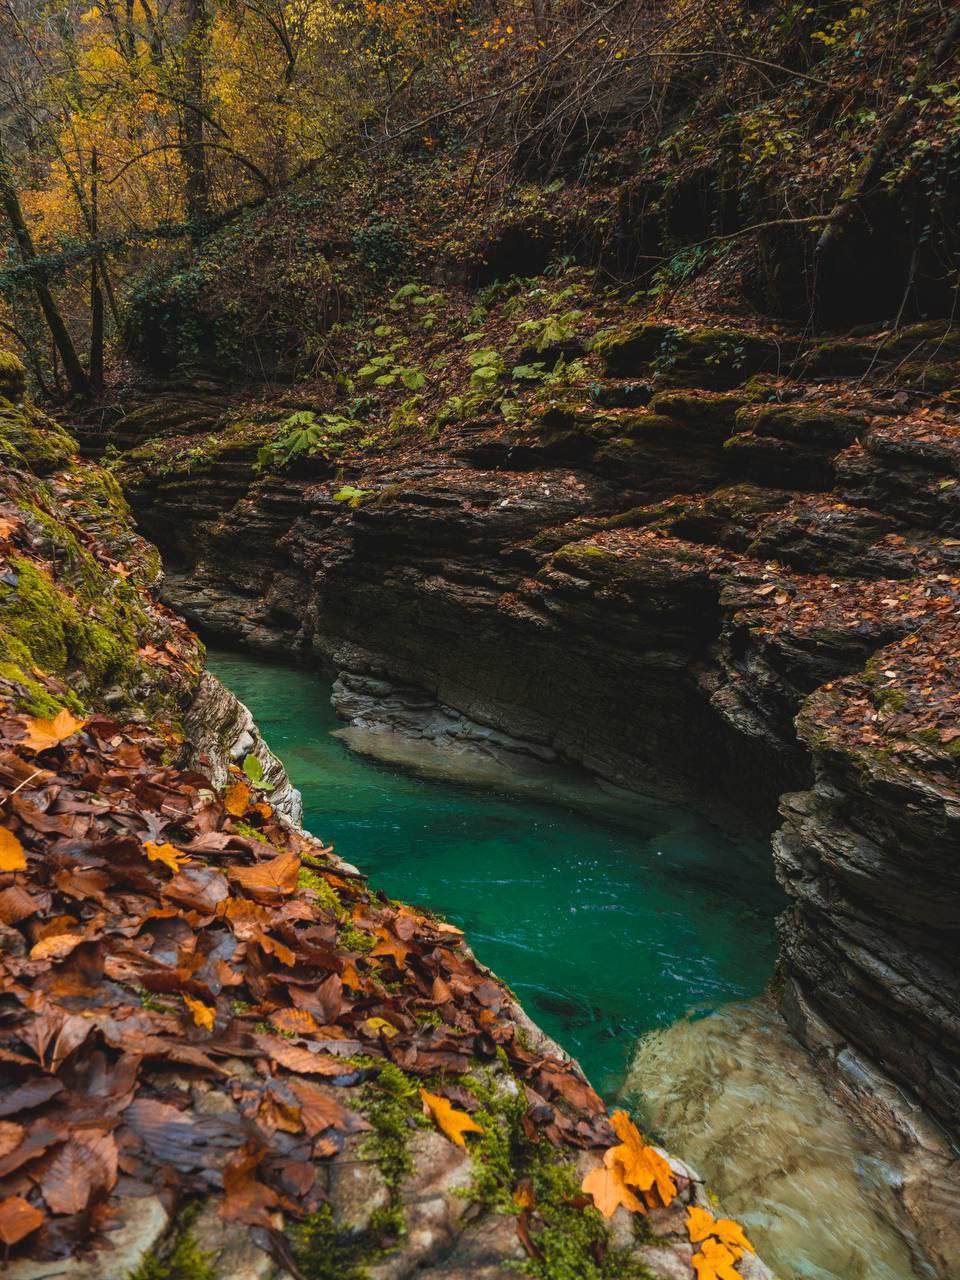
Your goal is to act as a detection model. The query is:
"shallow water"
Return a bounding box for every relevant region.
[626,1000,931,1280]
[207,647,782,1097]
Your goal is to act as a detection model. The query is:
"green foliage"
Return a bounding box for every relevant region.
[242,752,268,786]
[517,310,583,352]
[333,485,373,508]
[357,354,426,390]
[467,347,505,388]
[291,1204,370,1280]
[458,1073,654,1280]
[352,218,411,277]
[256,411,356,472]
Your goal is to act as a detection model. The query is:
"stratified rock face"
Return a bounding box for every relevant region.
[115,331,960,1149]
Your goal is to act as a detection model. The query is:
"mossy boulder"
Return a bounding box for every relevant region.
[0,399,77,474]
[649,389,752,431]
[734,403,866,448]
[596,323,789,388]
[0,350,27,399]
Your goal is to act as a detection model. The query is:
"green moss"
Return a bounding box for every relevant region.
[0,400,76,474]
[339,923,376,953]
[458,1071,654,1280]
[298,865,346,917]
[361,1061,421,1194]
[128,1215,215,1280]
[290,1203,372,1280]
[232,818,268,843]
[0,350,27,395]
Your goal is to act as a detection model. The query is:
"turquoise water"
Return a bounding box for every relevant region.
[207,648,784,1097]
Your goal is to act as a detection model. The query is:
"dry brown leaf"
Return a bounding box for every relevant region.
[0,825,26,872]
[420,1089,484,1148]
[0,1122,24,1160]
[29,932,85,962]
[269,1008,319,1036]
[228,851,300,900]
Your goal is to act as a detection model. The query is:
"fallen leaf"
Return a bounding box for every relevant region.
[608,1109,676,1207]
[228,851,300,900]
[224,779,251,817]
[144,840,185,873]
[21,709,85,753]
[29,932,85,962]
[183,994,216,1031]
[370,925,409,966]
[269,1008,319,1036]
[513,1178,535,1210]
[0,1195,44,1246]
[35,1132,116,1215]
[692,1236,743,1280]
[687,1206,754,1258]
[581,1161,645,1218]
[361,1016,399,1039]
[0,1122,24,1159]
[420,1089,484,1148]
[0,825,26,872]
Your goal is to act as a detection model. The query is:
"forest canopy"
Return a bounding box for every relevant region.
[0,0,958,392]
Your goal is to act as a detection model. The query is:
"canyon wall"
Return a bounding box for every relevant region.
[114,322,960,1168]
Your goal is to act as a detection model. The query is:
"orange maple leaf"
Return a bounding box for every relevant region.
[692,1236,744,1280]
[21,708,85,753]
[144,841,185,873]
[0,826,26,873]
[420,1089,484,1148]
[608,1109,676,1207]
[581,1160,645,1218]
[687,1206,754,1259]
[183,994,216,1031]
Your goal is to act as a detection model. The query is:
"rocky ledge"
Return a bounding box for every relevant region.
[0,358,772,1280]
[112,319,960,1272]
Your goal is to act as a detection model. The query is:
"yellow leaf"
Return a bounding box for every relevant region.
[144,841,185,873]
[608,1110,676,1207]
[0,826,26,872]
[183,994,216,1031]
[361,1016,399,1039]
[692,1237,743,1280]
[224,779,251,816]
[687,1206,754,1258]
[420,1089,484,1148]
[581,1161,645,1218]
[21,709,85,753]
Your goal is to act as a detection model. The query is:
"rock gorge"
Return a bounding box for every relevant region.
[108,318,960,1266]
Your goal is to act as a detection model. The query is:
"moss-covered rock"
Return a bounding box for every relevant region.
[0,350,27,399]
[596,323,789,388]
[0,398,77,474]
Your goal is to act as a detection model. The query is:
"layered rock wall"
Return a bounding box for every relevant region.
[115,324,960,1152]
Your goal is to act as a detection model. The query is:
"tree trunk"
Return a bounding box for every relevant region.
[89,148,104,395]
[0,138,89,397]
[182,0,210,224]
